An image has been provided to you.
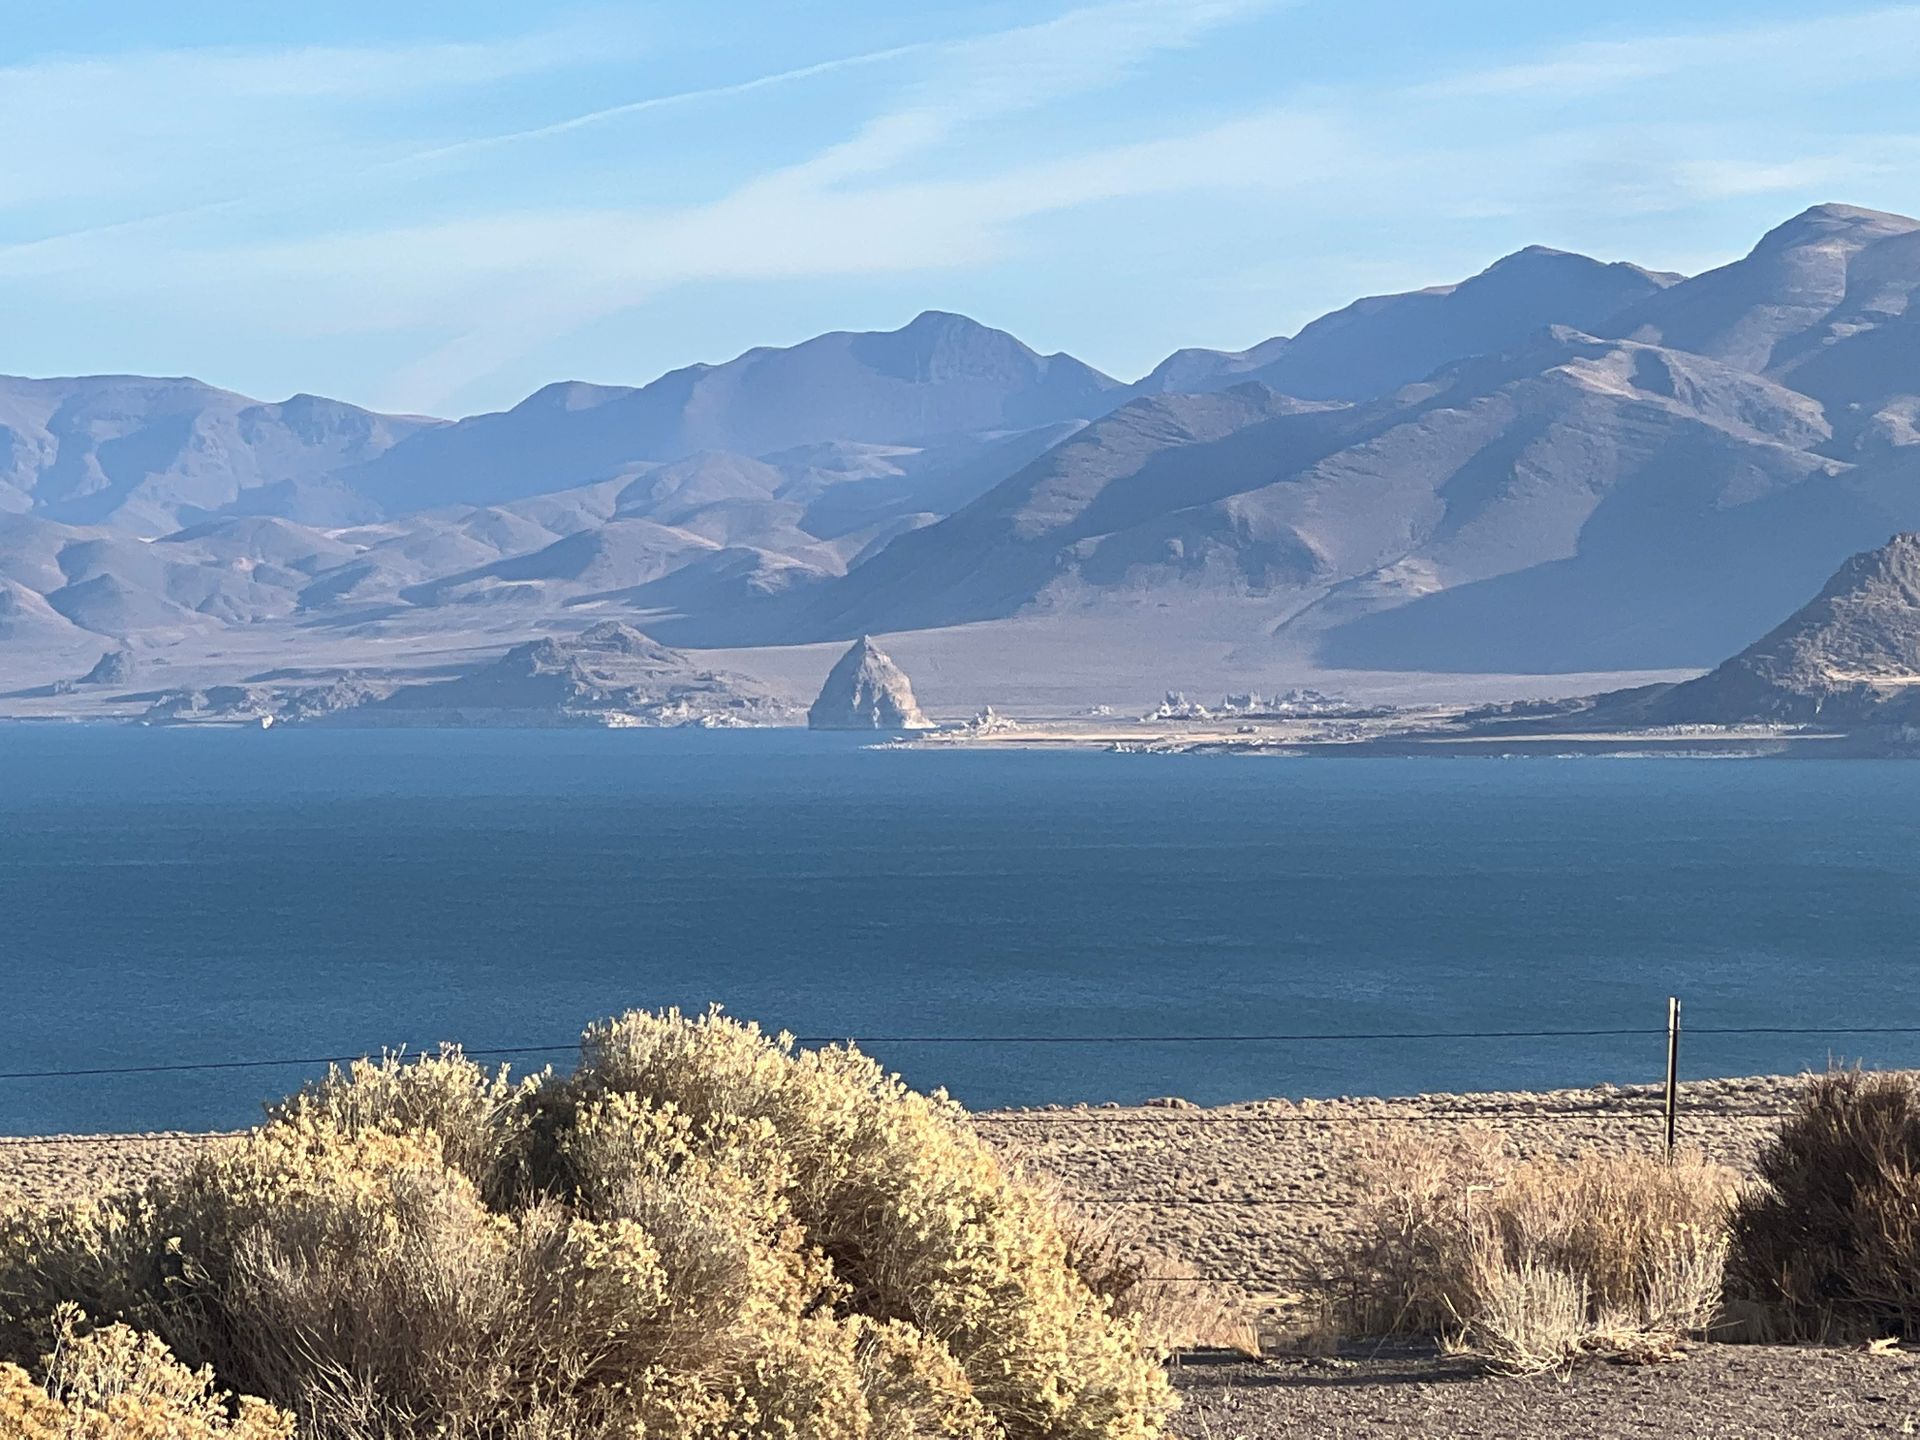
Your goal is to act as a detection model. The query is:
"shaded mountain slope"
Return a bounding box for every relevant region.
[802,330,1844,660]
[1604,204,1920,454]
[1605,204,1920,372]
[790,385,1342,638]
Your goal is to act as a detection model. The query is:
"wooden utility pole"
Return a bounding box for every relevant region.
[1663,996,1681,1163]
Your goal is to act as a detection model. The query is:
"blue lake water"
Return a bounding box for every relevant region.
[2,726,1919,1136]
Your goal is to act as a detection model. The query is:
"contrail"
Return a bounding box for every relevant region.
[399,42,940,167]
[0,40,939,259]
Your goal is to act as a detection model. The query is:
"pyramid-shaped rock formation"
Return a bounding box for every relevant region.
[808,637,932,730]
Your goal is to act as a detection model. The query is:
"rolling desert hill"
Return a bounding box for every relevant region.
[7,202,1920,714]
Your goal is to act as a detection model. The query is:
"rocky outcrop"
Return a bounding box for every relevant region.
[140,685,277,725]
[136,623,795,728]
[357,621,798,727]
[808,637,932,730]
[78,649,135,686]
[1620,533,1920,725]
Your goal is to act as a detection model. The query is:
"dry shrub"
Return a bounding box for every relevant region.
[0,1303,292,1439]
[267,1045,540,1207]
[1055,1204,1259,1356]
[1324,1126,1737,1373]
[1728,1068,1920,1342]
[0,1008,1172,1439]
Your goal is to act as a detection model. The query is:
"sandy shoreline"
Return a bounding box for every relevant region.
[909,715,1856,758]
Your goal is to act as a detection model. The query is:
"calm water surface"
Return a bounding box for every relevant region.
[1,726,1917,1134]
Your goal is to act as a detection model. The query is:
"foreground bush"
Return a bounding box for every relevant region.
[1325,1128,1736,1372]
[0,1304,291,1439]
[0,1011,1172,1438]
[1728,1069,1920,1341]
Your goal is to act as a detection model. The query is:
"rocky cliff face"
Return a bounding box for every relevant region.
[1635,533,1920,724]
[77,649,135,686]
[808,637,932,730]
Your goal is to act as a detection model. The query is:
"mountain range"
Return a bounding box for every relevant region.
[9,202,1920,704]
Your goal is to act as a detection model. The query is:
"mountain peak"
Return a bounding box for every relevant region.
[1469,244,1677,290]
[1485,244,1579,267]
[1752,202,1920,253]
[1794,202,1915,225]
[885,308,1032,355]
[514,379,635,414]
[902,309,991,334]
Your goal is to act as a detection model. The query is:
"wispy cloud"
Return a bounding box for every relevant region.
[1,36,942,257]
[0,21,647,215]
[1418,5,1920,100]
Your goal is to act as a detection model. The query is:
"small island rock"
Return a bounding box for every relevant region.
[808,636,932,730]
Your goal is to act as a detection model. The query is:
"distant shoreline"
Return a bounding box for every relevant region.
[901,718,1878,759]
[0,713,1893,757]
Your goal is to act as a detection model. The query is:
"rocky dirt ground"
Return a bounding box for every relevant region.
[4,1072,1915,1437]
[980,1073,1794,1313]
[1169,1345,1920,1438]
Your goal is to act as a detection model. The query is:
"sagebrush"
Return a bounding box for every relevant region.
[0,1303,292,1440]
[1728,1068,1920,1342]
[0,1010,1173,1439]
[1322,1126,1737,1372]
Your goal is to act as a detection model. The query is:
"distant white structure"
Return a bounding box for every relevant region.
[1148,688,1353,721]
[962,706,1020,735]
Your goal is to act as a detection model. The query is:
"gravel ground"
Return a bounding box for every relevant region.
[978,1073,1794,1316]
[0,1130,226,1208]
[1170,1345,1920,1438]
[2,1070,1906,1440]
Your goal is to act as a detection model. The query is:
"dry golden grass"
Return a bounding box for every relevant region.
[0,1009,1174,1439]
[1321,1126,1738,1373]
[1054,1203,1260,1357]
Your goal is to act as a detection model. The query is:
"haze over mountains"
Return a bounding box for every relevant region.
[9,202,1920,708]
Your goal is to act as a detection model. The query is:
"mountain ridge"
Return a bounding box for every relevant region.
[8,202,1920,707]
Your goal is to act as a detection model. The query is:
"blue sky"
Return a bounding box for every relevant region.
[6,0,1920,417]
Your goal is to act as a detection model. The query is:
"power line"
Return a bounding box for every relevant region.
[788,1028,1669,1044]
[0,1044,581,1083]
[980,1105,1794,1124]
[7,1017,1920,1086]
